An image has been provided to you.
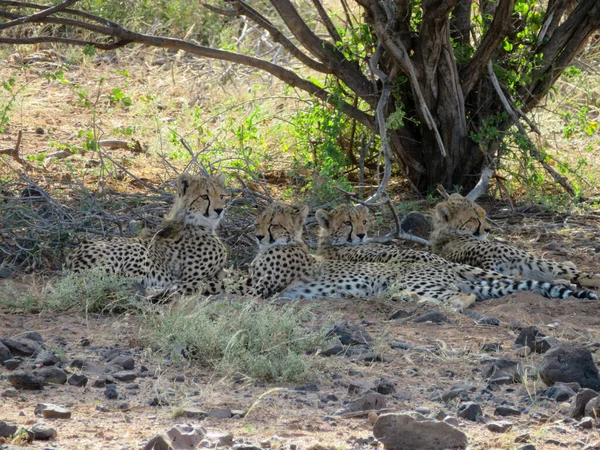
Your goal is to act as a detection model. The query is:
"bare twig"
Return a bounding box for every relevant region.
[436,184,450,199]
[466,165,495,200]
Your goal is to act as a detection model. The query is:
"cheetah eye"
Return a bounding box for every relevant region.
[363,220,367,225]
[201,195,209,200]
[344,221,352,226]
[220,195,226,199]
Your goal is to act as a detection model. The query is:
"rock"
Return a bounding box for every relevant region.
[373,413,467,450]
[34,367,67,385]
[3,358,22,370]
[206,432,234,447]
[96,405,109,412]
[415,407,431,415]
[438,389,471,403]
[232,445,262,450]
[478,317,500,326]
[570,389,599,419]
[516,347,533,357]
[0,337,42,356]
[388,309,412,320]
[22,331,43,343]
[390,340,414,350]
[2,388,19,398]
[518,446,537,450]
[482,342,503,353]
[7,372,45,390]
[104,386,118,399]
[0,341,11,362]
[327,322,373,346]
[545,382,576,402]
[35,404,71,419]
[413,310,447,324]
[208,408,232,419]
[457,402,483,422]
[494,406,521,417]
[483,358,522,384]
[320,342,344,356]
[0,421,19,438]
[577,417,594,429]
[535,336,561,354]
[32,423,57,440]
[70,358,85,369]
[108,355,135,370]
[585,396,600,418]
[345,392,387,413]
[515,326,545,351]
[34,350,57,366]
[166,424,206,449]
[538,343,600,390]
[400,212,432,240]
[142,434,173,450]
[68,374,88,387]
[375,378,396,395]
[443,416,459,427]
[113,370,137,382]
[515,433,531,443]
[183,408,206,419]
[348,380,372,395]
[487,421,513,433]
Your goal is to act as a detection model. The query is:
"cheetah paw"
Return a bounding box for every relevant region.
[447,293,477,312]
[578,273,600,289]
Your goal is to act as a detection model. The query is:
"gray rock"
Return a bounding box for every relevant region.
[577,417,594,429]
[113,370,137,382]
[0,421,19,438]
[7,372,45,390]
[483,358,522,384]
[108,355,135,370]
[2,388,19,398]
[538,343,600,390]
[375,378,396,395]
[457,402,483,422]
[320,342,344,356]
[327,322,373,346]
[34,367,67,385]
[515,326,546,352]
[373,413,467,450]
[344,392,387,413]
[487,421,513,433]
[0,337,41,356]
[546,382,577,402]
[389,340,414,350]
[0,341,11,362]
[35,404,71,419]
[68,374,88,387]
[585,396,600,418]
[32,423,57,440]
[21,332,43,343]
[183,408,206,419]
[518,446,537,450]
[165,424,205,449]
[400,212,432,240]
[104,386,118,399]
[570,389,599,419]
[3,358,22,370]
[478,317,500,326]
[142,434,173,450]
[34,350,57,366]
[494,406,521,417]
[413,310,447,324]
[482,342,503,353]
[208,408,232,419]
[206,432,234,447]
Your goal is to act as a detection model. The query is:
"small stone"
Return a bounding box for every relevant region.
[70,358,85,369]
[173,375,185,383]
[183,408,207,419]
[546,382,576,402]
[113,370,137,382]
[166,424,206,449]
[515,433,531,443]
[142,434,173,450]
[0,341,12,362]
[415,406,431,415]
[104,386,118,399]
[68,373,88,387]
[0,421,19,438]
[8,371,45,390]
[328,322,373,345]
[518,445,537,450]
[95,405,109,412]
[35,127,45,134]
[368,411,378,424]
[390,340,414,350]
[36,404,71,419]
[478,317,500,326]
[125,382,139,390]
[373,413,467,450]
[539,344,600,390]
[577,417,594,429]
[320,342,344,356]
[3,358,22,370]
[108,355,134,370]
[570,389,599,419]
[375,378,396,395]
[208,408,232,419]
[344,392,387,413]
[34,367,67,385]
[515,326,545,351]
[413,310,447,324]
[585,396,600,418]
[92,377,108,388]
[443,416,459,426]
[494,406,521,417]
[34,350,58,366]
[483,358,522,384]
[516,346,533,357]
[388,309,412,320]
[206,432,234,446]
[32,423,57,440]
[0,337,41,356]
[2,388,20,398]
[487,421,513,433]
[457,402,483,422]
[482,342,503,353]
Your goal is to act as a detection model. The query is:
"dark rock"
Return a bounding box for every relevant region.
[68,374,88,387]
[438,389,471,403]
[21,332,43,343]
[0,421,19,438]
[373,413,467,450]
[32,423,57,440]
[457,402,483,422]
[7,372,45,390]
[413,310,447,324]
[585,396,600,418]
[142,434,173,450]
[320,342,344,356]
[400,212,433,240]
[3,358,22,370]
[108,355,134,370]
[478,317,500,326]
[173,375,185,383]
[483,358,522,384]
[388,309,412,320]
[348,380,372,395]
[515,433,531,443]
[570,389,599,419]
[96,405,109,412]
[34,367,67,385]
[0,337,41,356]
[295,382,319,392]
[344,392,387,413]
[546,382,577,402]
[2,388,19,398]
[0,341,11,362]
[482,343,503,353]
[390,340,414,350]
[375,378,396,395]
[70,358,85,369]
[494,406,521,417]
[35,404,71,419]
[183,408,207,419]
[104,386,118,399]
[327,322,373,346]
[165,424,205,449]
[538,343,600,390]
[34,350,57,366]
[487,421,513,433]
[353,352,389,362]
[515,326,545,350]
[92,377,108,388]
[535,336,561,354]
[577,417,594,429]
[518,446,537,450]
[208,408,232,419]
[113,370,137,382]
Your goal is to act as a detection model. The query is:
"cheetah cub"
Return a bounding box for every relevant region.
[431,193,600,289]
[67,173,228,296]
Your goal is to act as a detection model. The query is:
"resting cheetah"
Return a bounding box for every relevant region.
[431,193,600,289]
[67,173,228,296]
[241,203,592,309]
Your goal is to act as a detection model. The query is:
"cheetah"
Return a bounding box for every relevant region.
[431,193,600,289]
[67,173,228,296]
[241,203,593,310]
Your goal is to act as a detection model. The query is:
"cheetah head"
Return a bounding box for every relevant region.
[255,202,309,249]
[169,173,227,229]
[434,193,490,239]
[315,204,370,246]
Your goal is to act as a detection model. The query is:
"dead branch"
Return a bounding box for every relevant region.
[436,184,450,199]
[487,60,576,196]
[466,165,495,201]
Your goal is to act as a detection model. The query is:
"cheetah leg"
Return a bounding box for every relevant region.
[447,293,477,312]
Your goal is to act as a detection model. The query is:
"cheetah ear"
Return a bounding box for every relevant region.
[436,203,451,222]
[299,205,309,223]
[355,204,369,216]
[215,173,226,186]
[315,209,330,228]
[177,173,193,196]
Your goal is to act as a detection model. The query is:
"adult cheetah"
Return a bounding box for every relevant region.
[241,202,592,309]
[431,193,600,288]
[67,173,228,296]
